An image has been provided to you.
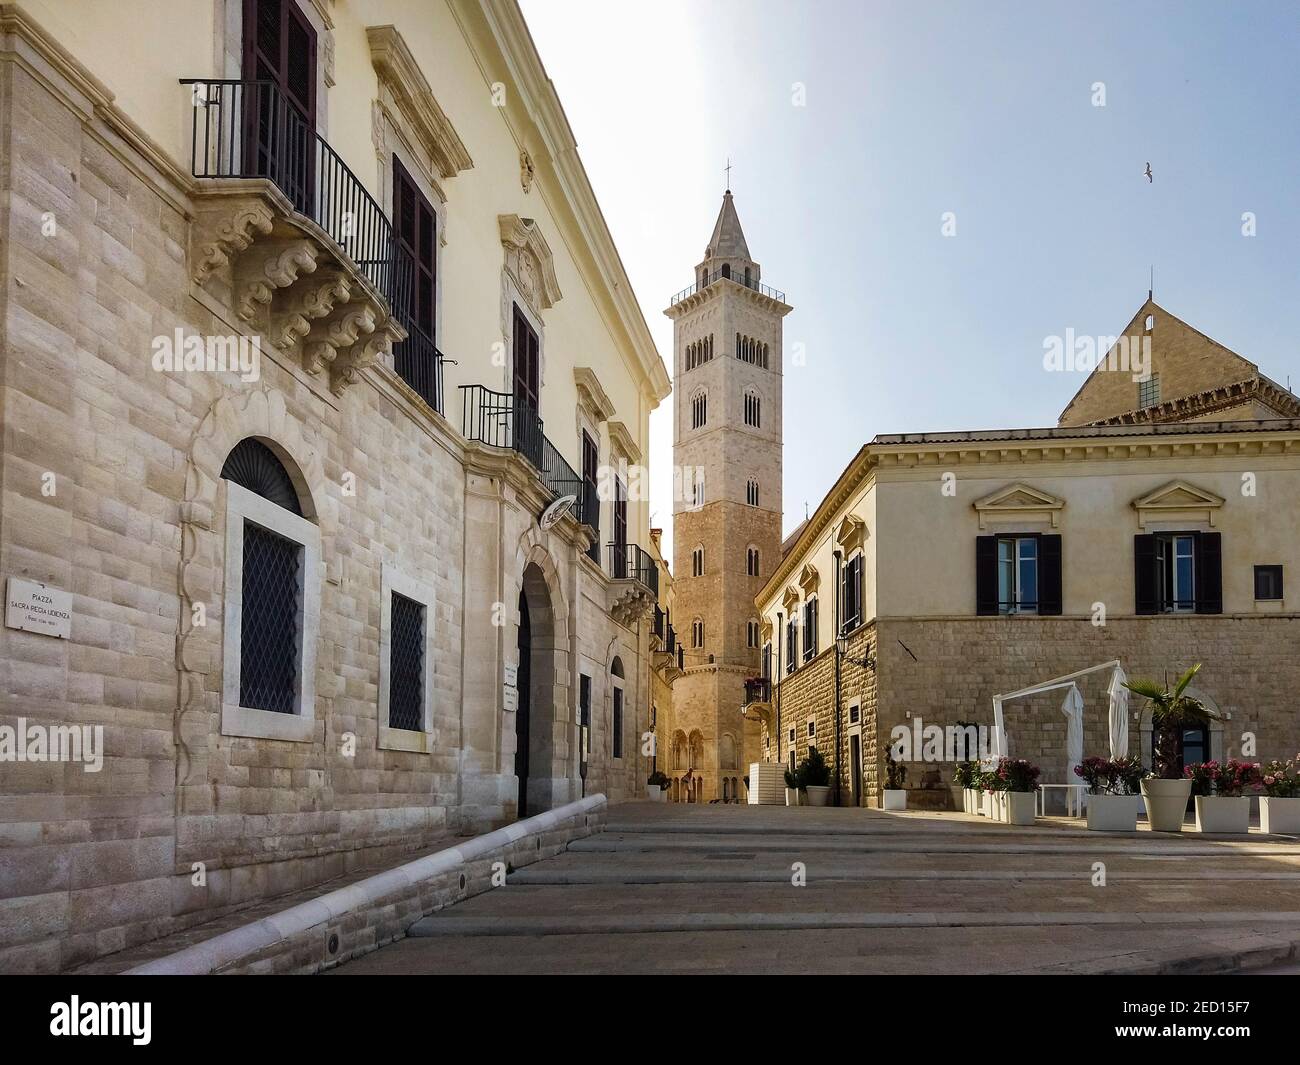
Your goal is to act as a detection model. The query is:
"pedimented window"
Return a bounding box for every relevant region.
[1131,480,1225,530]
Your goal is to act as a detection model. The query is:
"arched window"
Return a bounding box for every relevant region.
[692,617,704,648]
[689,730,704,767]
[722,778,730,801]
[692,545,704,577]
[747,545,760,577]
[746,479,759,507]
[747,619,760,647]
[744,390,761,428]
[720,732,737,768]
[721,263,731,279]
[691,477,705,508]
[221,438,318,732]
[691,391,707,430]
[672,730,687,771]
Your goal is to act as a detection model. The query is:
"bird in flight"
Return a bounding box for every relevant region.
[1144,162,1153,183]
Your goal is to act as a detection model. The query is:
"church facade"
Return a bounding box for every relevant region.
[659,192,789,802]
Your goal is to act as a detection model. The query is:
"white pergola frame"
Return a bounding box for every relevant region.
[990,659,1127,761]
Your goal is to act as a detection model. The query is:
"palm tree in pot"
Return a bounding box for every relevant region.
[1122,663,1213,831]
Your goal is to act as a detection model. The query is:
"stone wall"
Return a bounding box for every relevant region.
[876,615,1300,792]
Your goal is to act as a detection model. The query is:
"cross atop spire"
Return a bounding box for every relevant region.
[724,157,732,192]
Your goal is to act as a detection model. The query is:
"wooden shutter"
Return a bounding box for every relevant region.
[975,535,999,616]
[1038,534,1063,615]
[1196,532,1223,614]
[1134,534,1158,614]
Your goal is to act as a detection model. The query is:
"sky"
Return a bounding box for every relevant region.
[520,0,1300,556]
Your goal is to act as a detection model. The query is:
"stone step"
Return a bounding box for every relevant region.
[408,909,1300,937]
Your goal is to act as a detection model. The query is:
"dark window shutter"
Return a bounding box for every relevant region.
[1196,532,1223,614]
[1134,534,1158,614]
[1038,534,1063,615]
[975,535,999,615]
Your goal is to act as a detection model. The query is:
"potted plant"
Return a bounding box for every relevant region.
[979,766,1007,820]
[784,765,802,807]
[882,745,908,810]
[1123,664,1212,832]
[1075,755,1144,831]
[998,758,1040,826]
[974,767,995,817]
[1191,759,1259,834]
[1259,757,1300,833]
[646,770,670,802]
[799,747,833,807]
[953,761,977,813]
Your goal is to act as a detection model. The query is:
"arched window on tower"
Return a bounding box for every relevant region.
[721,263,731,280]
[747,545,760,577]
[691,391,708,430]
[692,544,704,577]
[744,390,761,428]
[692,617,704,648]
[747,618,760,648]
[746,479,759,507]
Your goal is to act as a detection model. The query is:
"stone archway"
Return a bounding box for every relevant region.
[512,541,571,817]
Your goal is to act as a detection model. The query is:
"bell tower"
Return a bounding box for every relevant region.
[664,189,791,801]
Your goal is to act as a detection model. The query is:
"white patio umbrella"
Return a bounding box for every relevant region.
[1107,665,1130,758]
[1061,684,1085,807]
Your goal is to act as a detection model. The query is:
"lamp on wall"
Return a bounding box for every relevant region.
[835,635,876,672]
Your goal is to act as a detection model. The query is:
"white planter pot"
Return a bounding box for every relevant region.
[883,789,907,811]
[1005,791,1036,826]
[785,787,799,807]
[992,791,1008,822]
[1261,796,1300,834]
[646,784,661,801]
[980,791,991,817]
[962,787,975,813]
[1195,795,1251,834]
[1140,777,1192,832]
[1086,794,1140,832]
[805,785,831,807]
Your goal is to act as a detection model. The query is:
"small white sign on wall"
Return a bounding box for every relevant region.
[503,663,518,688]
[5,577,72,639]
[503,685,518,713]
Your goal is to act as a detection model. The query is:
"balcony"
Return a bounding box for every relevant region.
[653,621,685,683]
[743,676,772,706]
[459,385,594,532]
[181,79,444,411]
[669,267,786,307]
[606,542,658,626]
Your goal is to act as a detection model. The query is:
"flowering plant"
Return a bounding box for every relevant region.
[998,757,1041,794]
[1185,759,1262,797]
[953,761,976,788]
[1260,758,1300,798]
[1185,760,1217,797]
[1073,756,1145,795]
[1074,756,1115,795]
[1213,759,1261,797]
[977,767,1005,792]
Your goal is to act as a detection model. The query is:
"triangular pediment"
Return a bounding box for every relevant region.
[781,584,801,609]
[1132,479,1225,529]
[973,483,1065,529]
[1132,480,1225,511]
[835,514,866,554]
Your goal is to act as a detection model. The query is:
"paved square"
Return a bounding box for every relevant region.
[331,803,1300,975]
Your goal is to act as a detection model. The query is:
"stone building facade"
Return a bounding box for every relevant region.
[660,191,789,802]
[752,302,1300,807]
[0,0,670,972]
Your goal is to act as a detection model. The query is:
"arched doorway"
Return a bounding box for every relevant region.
[514,559,565,818]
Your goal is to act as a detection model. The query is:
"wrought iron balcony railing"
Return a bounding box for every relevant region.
[653,605,666,641]
[607,542,659,597]
[670,267,785,306]
[182,78,443,412]
[460,385,591,526]
[743,676,772,705]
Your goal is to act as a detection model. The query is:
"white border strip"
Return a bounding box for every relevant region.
[126,794,607,975]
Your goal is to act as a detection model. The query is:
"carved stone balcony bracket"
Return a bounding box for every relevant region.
[608,579,655,628]
[190,180,407,396]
